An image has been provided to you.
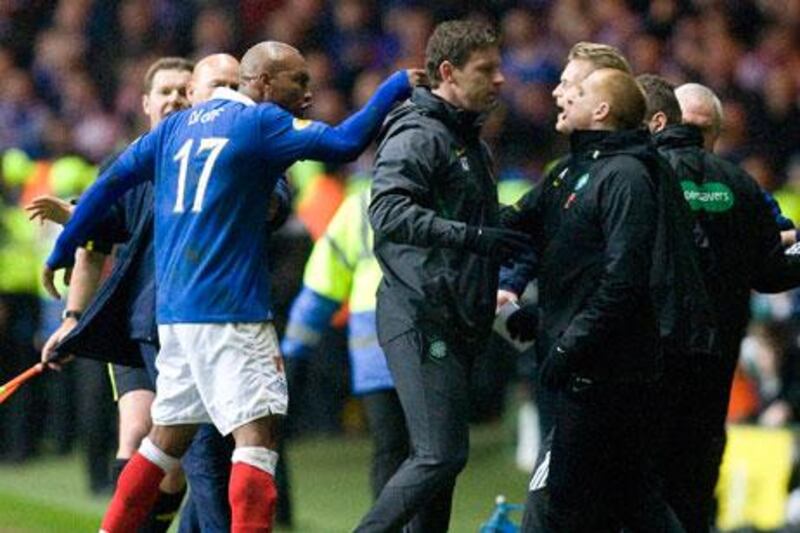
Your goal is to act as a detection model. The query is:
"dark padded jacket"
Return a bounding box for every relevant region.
[655,124,800,375]
[369,87,502,342]
[504,130,669,382]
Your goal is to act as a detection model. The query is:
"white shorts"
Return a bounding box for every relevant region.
[151,322,287,436]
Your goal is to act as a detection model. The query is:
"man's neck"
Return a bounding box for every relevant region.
[432,85,462,109]
[238,84,261,103]
[588,122,615,132]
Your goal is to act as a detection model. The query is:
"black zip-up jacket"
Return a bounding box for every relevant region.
[506,130,680,383]
[655,124,800,373]
[369,87,501,342]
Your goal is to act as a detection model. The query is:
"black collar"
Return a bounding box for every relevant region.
[653,124,705,150]
[411,87,485,136]
[568,128,651,157]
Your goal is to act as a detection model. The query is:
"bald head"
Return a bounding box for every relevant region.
[239,41,311,116]
[240,42,303,81]
[188,53,239,105]
[675,83,724,149]
[585,68,647,130]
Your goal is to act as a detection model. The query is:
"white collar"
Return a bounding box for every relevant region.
[211,87,256,107]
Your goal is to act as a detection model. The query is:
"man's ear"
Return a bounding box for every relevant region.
[141,94,150,117]
[438,61,455,84]
[594,101,611,123]
[651,111,668,133]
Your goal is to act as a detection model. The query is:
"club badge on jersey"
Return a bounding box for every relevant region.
[563,173,590,210]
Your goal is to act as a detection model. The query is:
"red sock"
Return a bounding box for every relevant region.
[100,452,166,532]
[229,462,278,533]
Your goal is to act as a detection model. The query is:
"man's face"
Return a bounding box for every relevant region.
[556,74,604,134]
[188,62,239,105]
[449,46,504,113]
[268,54,312,118]
[553,59,595,132]
[142,69,191,129]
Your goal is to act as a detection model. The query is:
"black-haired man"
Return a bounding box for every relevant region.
[355,19,531,533]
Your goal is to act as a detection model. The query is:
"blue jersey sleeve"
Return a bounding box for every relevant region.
[762,188,795,230]
[261,70,412,166]
[47,133,156,269]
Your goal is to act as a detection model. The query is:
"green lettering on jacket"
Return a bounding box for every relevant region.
[681,181,735,212]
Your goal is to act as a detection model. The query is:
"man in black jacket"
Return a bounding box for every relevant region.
[507,68,684,531]
[497,41,635,439]
[355,20,531,533]
[641,75,800,532]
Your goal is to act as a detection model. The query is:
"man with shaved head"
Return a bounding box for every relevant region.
[674,83,724,152]
[502,68,685,530]
[642,74,800,532]
[44,39,422,532]
[188,53,240,104]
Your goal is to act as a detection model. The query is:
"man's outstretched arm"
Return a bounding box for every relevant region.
[44,137,154,296]
[270,70,425,166]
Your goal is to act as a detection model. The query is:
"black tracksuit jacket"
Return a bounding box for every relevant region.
[505,129,676,383]
[655,124,800,383]
[369,87,502,342]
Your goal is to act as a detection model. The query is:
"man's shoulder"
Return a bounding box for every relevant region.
[384,101,450,138]
[597,152,651,177]
[703,151,761,194]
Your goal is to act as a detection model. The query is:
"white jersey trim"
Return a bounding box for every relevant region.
[211,87,256,107]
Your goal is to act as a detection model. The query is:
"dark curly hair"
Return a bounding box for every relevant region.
[425,20,498,88]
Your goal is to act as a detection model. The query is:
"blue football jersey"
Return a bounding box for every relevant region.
[114,89,331,323]
[48,71,412,322]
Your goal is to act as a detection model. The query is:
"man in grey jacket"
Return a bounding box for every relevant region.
[355,19,530,533]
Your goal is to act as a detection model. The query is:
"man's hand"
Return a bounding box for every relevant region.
[496,289,519,313]
[465,226,532,263]
[406,69,429,87]
[42,266,72,300]
[506,304,538,342]
[41,319,77,371]
[25,196,74,226]
[539,346,572,390]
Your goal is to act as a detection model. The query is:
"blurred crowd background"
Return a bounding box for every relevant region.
[2,0,800,528]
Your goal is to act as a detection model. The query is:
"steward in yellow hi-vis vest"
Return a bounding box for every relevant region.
[282,188,389,393]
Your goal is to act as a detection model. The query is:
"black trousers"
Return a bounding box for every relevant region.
[657,362,730,533]
[521,379,684,533]
[354,328,481,533]
[362,389,409,499]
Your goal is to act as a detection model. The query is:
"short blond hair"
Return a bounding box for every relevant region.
[568,42,631,74]
[588,69,646,130]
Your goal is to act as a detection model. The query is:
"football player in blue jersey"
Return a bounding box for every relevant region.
[36,54,250,532]
[44,41,425,533]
